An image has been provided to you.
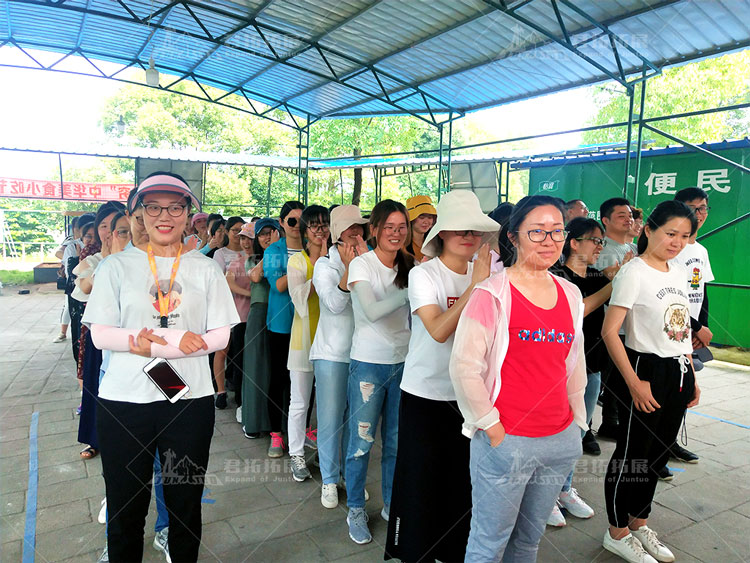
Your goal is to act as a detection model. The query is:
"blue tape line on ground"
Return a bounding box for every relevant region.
[22,411,39,563]
[689,410,750,430]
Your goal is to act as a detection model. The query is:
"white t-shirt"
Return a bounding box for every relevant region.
[348,251,411,364]
[213,247,243,274]
[672,242,714,320]
[610,257,692,357]
[401,258,473,401]
[82,246,239,403]
[310,246,354,363]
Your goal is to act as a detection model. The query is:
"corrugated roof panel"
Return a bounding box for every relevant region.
[259,0,373,42]
[3,0,750,120]
[7,2,82,48]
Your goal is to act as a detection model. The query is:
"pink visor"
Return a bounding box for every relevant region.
[134,174,201,212]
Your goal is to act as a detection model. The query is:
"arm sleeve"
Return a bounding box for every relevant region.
[351,282,408,323]
[90,324,229,358]
[313,257,350,315]
[608,263,639,309]
[449,288,501,431]
[287,252,312,318]
[263,244,285,295]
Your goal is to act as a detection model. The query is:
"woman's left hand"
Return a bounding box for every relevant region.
[179,331,208,355]
[129,328,168,357]
[687,383,701,408]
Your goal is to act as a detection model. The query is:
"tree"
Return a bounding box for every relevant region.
[583,50,750,146]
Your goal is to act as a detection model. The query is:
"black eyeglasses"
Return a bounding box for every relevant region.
[454,230,483,237]
[308,224,330,233]
[576,236,607,247]
[143,203,187,217]
[524,229,568,243]
[688,205,711,215]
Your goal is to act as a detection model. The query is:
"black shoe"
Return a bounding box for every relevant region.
[215,392,228,410]
[656,465,674,481]
[582,430,601,455]
[597,422,620,440]
[669,443,699,464]
[243,430,260,439]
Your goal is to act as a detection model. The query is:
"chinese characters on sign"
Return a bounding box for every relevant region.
[645,169,731,195]
[0,177,133,202]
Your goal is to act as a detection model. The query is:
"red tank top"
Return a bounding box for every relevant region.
[494,278,575,437]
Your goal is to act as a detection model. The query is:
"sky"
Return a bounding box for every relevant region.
[0,50,597,180]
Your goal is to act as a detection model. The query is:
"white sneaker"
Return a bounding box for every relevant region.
[558,487,595,519]
[547,503,567,527]
[630,526,675,562]
[321,483,338,509]
[98,498,107,524]
[235,407,242,424]
[52,332,67,343]
[603,530,658,563]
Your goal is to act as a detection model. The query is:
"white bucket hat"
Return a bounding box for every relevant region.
[421,190,500,258]
[330,205,368,243]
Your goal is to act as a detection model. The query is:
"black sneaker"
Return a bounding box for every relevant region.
[656,465,673,481]
[669,443,699,464]
[215,392,228,410]
[597,421,620,440]
[243,430,260,439]
[582,429,601,455]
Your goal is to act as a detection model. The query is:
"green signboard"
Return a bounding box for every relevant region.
[524,143,750,348]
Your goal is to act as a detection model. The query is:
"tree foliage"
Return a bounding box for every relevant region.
[583,50,750,146]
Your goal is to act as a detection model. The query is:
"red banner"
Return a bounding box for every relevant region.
[0,177,134,202]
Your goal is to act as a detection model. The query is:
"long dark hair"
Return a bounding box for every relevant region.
[369,199,414,289]
[94,201,126,246]
[637,200,697,255]
[280,200,305,223]
[499,195,566,266]
[252,224,279,260]
[299,205,330,252]
[562,217,604,260]
[225,216,245,232]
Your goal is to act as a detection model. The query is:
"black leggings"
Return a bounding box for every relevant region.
[604,348,695,528]
[267,331,291,433]
[97,396,214,562]
[226,322,247,404]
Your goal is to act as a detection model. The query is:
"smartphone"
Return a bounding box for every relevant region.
[143,358,190,403]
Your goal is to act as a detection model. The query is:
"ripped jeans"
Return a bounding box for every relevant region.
[344,359,404,509]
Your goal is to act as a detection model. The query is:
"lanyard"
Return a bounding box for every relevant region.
[146,243,183,328]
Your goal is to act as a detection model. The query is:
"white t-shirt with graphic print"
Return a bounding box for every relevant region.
[610,257,692,358]
[82,246,239,403]
[401,257,473,401]
[672,241,714,320]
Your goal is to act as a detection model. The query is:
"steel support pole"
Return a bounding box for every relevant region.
[446,113,453,193]
[437,124,444,201]
[58,153,64,199]
[623,88,635,199]
[266,167,274,217]
[633,69,648,208]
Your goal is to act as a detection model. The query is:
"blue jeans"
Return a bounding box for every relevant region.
[467,423,581,562]
[344,360,403,509]
[563,371,601,491]
[313,360,350,485]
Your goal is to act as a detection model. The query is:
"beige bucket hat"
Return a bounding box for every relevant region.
[421,190,500,258]
[330,205,369,243]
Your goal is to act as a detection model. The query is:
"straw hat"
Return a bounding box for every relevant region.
[330,205,368,243]
[406,195,437,222]
[421,190,500,258]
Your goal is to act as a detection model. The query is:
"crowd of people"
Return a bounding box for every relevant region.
[52,173,715,563]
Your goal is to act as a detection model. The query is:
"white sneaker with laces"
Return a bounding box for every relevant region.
[321,483,338,509]
[290,454,311,482]
[630,526,675,562]
[546,503,567,527]
[603,531,658,563]
[558,487,595,519]
[98,498,107,524]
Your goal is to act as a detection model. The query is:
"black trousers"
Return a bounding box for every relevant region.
[267,331,291,433]
[226,322,247,405]
[68,295,84,364]
[97,396,214,562]
[604,348,694,528]
[600,335,625,426]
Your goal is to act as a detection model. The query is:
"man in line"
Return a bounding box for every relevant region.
[565,199,590,224]
[594,198,636,441]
